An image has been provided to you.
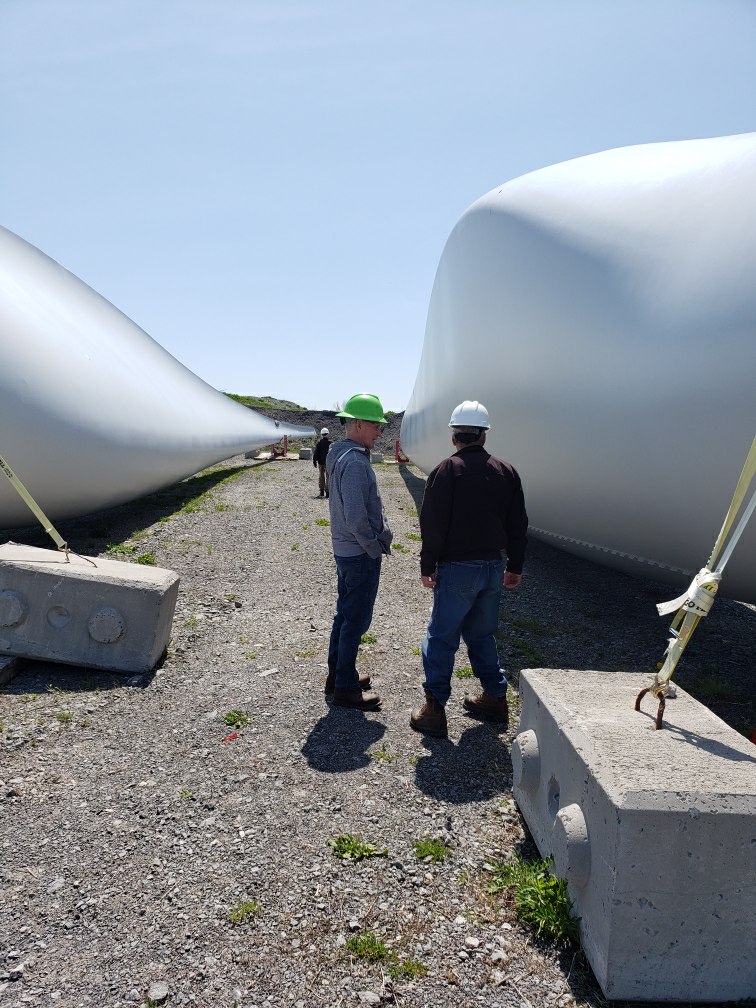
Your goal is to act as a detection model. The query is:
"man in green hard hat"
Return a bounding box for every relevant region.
[325,393,393,710]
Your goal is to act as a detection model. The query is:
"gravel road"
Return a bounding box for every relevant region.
[1,453,753,1008]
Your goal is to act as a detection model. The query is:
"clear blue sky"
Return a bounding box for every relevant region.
[2,0,754,412]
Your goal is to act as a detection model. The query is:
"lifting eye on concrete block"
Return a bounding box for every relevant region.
[634,685,666,730]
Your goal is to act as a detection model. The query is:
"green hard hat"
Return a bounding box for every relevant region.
[337,393,388,424]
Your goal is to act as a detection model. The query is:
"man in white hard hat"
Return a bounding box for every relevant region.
[410,400,528,738]
[313,427,332,498]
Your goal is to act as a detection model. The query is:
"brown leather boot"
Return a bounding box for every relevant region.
[324,672,371,695]
[463,691,509,726]
[410,692,448,738]
[332,688,381,710]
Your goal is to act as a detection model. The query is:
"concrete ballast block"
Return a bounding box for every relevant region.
[0,543,179,674]
[513,669,756,1003]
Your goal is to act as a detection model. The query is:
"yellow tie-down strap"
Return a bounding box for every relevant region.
[0,453,69,556]
[652,434,756,692]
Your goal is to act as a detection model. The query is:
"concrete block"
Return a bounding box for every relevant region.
[0,654,23,687]
[300,448,313,460]
[512,669,756,1002]
[0,543,179,674]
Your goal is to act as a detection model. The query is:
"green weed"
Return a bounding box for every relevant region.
[223,710,250,728]
[369,745,395,763]
[486,854,580,944]
[413,837,449,862]
[106,543,137,557]
[454,666,474,679]
[405,532,421,541]
[345,931,387,962]
[136,553,157,566]
[392,542,409,553]
[511,638,546,665]
[360,632,377,645]
[327,834,388,861]
[56,712,74,723]
[229,899,261,923]
[179,789,195,800]
[316,518,330,527]
[388,958,428,979]
[512,617,545,635]
[410,647,421,655]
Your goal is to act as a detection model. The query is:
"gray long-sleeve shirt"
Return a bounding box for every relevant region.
[326,439,393,558]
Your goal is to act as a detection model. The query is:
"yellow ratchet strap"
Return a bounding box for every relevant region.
[653,434,756,691]
[0,453,69,558]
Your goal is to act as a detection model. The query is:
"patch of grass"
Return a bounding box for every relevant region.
[301,523,311,530]
[225,594,237,602]
[136,553,157,566]
[185,614,198,629]
[106,543,137,557]
[392,542,409,553]
[388,958,428,979]
[223,710,250,728]
[486,854,580,944]
[413,837,449,862]
[360,632,377,645]
[410,647,421,655]
[291,543,300,551]
[369,745,395,763]
[56,711,74,723]
[315,518,330,527]
[345,931,387,962]
[214,502,231,512]
[454,666,474,679]
[229,898,261,923]
[295,650,316,658]
[327,834,388,861]
[179,789,195,800]
[405,532,421,541]
[511,638,546,665]
[685,676,740,701]
[239,635,251,644]
[511,616,545,635]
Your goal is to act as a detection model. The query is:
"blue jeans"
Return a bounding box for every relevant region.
[328,553,382,690]
[422,559,507,706]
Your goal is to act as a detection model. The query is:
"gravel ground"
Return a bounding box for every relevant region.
[1,454,754,1008]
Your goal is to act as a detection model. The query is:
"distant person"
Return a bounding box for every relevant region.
[313,427,332,498]
[325,394,393,709]
[410,400,528,738]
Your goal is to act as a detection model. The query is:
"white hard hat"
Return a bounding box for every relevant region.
[448,400,491,429]
[320,427,329,435]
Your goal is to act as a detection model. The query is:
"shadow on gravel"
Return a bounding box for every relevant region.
[398,464,426,511]
[413,722,513,803]
[2,461,264,553]
[301,708,386,772]
[1,660,156,696]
